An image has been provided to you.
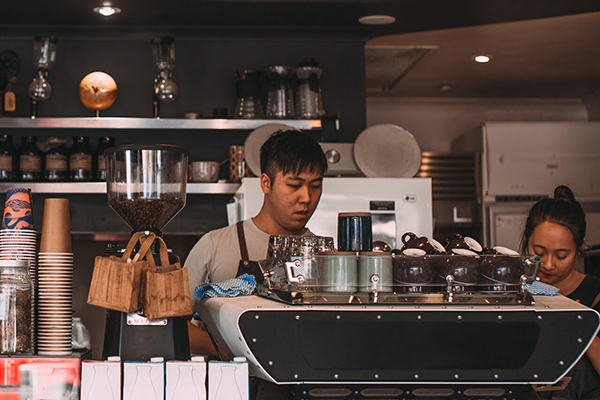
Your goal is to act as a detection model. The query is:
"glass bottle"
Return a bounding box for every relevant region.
[94,136,115,181]
[44,137,68,182]
[0,260,33,355]
[69,136,93,181]
[18,136,42,182]
[0,134,17,181]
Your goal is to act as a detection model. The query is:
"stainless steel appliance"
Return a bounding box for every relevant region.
[453,121,600,250]
[101,144,190,361]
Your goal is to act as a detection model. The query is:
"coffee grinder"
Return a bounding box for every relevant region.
[101,144,190,361]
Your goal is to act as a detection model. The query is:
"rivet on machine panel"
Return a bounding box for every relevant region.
[374,374,379,379]
[296,315,300,320]
[457,315,463,320]
[252,338,257,343]
[454,374,459,379]
[494,374,499,379]
[334,374,339,379]
[269,361,274,365]
[537,315,543,320]
[336,315,341,320]
[414,374,419,379]
[534,374,539,379]
[578,315,583,320]
[497,315,503,320]
[560,361,564,365]
[417,315,422,320]
[255,315,260,319]
[377,315,381,320]
[578,338,583,343]
[294,374,299,379]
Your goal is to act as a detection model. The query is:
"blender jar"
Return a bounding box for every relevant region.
[104,144,189,232]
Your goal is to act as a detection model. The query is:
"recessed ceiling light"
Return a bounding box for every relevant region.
[474,55,491,63]
[93,5,121,17]
[358,15,396,25]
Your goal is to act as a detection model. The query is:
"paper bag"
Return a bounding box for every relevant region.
[87,231,156,312]
[142,236,192,320]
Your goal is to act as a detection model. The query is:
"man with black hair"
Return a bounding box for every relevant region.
[184,129,327,358]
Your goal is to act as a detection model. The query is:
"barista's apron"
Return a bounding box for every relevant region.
[235,221,264,284]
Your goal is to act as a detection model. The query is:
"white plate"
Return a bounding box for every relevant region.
[244,123,300,176]
[353,124,421,178]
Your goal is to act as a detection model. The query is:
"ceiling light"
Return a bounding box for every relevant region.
[93,6,121,17]
[358,15,396,26]
[474,55,491,63]
[439,84,452,92]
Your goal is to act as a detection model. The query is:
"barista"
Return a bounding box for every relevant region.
[184,129,328,356]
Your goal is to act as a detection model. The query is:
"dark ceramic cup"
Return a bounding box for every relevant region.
[393,248,435,293]
[480,246,523,292]
[400,232,437,254]
[445,233,483,253]
[437,249,481,292]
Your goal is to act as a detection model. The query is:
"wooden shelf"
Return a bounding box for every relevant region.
[0,182,240,195]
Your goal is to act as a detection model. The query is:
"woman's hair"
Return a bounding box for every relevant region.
[260,129,328,181]
[520,185,586,254]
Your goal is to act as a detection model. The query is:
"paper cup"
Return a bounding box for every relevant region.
[39,199,72,253]
[2,188,34,230]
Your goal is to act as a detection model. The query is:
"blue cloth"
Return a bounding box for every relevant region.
[195,273,256,299]
[524,280,560,296]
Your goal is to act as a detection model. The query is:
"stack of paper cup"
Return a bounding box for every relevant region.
[37,198,73,355]
[0,188,37,283]
[0,188,38,352]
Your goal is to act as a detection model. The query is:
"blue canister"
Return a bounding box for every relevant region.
[337,212,372,252]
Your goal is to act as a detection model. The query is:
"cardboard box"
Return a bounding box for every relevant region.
[165,356,206,400]
[123,359,164,400]
[208,357,249,400]
[81,359,121,400]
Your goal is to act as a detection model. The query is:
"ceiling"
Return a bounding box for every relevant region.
[2,0,600,99]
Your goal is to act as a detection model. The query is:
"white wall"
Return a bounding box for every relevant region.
[366,97,589,152]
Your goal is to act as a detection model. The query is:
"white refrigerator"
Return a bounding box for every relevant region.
[453,121,600,249]
[227,177,433,250]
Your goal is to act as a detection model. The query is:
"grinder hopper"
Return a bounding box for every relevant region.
[101,144,190,362]
[104,144,188,233]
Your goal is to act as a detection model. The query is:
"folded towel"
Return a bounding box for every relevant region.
[195,273,257,299]
[524,280,560,296]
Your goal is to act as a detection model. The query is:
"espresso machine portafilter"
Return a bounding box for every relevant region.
[101,144,190,361]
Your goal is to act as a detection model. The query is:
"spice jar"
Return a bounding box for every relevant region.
[18,136,42,182]
[94,136,115,181]
[0,134,17,182]
[44,137,69,182]
[69,136,93,181]
[0,260,33,354]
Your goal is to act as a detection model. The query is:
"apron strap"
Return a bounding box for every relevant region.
[236,220,250,265]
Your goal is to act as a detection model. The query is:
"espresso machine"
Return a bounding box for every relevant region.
[101,144,190,361]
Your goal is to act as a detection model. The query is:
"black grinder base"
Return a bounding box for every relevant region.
[102,310,190,361]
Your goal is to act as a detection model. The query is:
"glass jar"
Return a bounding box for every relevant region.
[94,136,115,181]
[0,134,17,181]
[69,136,93,181]
[0,260,33,354]
[18,136,42,182]
[44,137,68,182]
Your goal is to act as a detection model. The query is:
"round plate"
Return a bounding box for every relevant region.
[244,123,300,176]
[353,124,421,177]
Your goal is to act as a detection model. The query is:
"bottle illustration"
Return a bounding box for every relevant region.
[171,364,202,400]
[86,364,114,400]
[129,365,158,400]
[214,365,242,400]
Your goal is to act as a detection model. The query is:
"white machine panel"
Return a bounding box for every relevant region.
[230,177,433,249]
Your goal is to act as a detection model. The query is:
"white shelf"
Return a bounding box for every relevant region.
[0,182,240,194]
[0,117,322,130]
